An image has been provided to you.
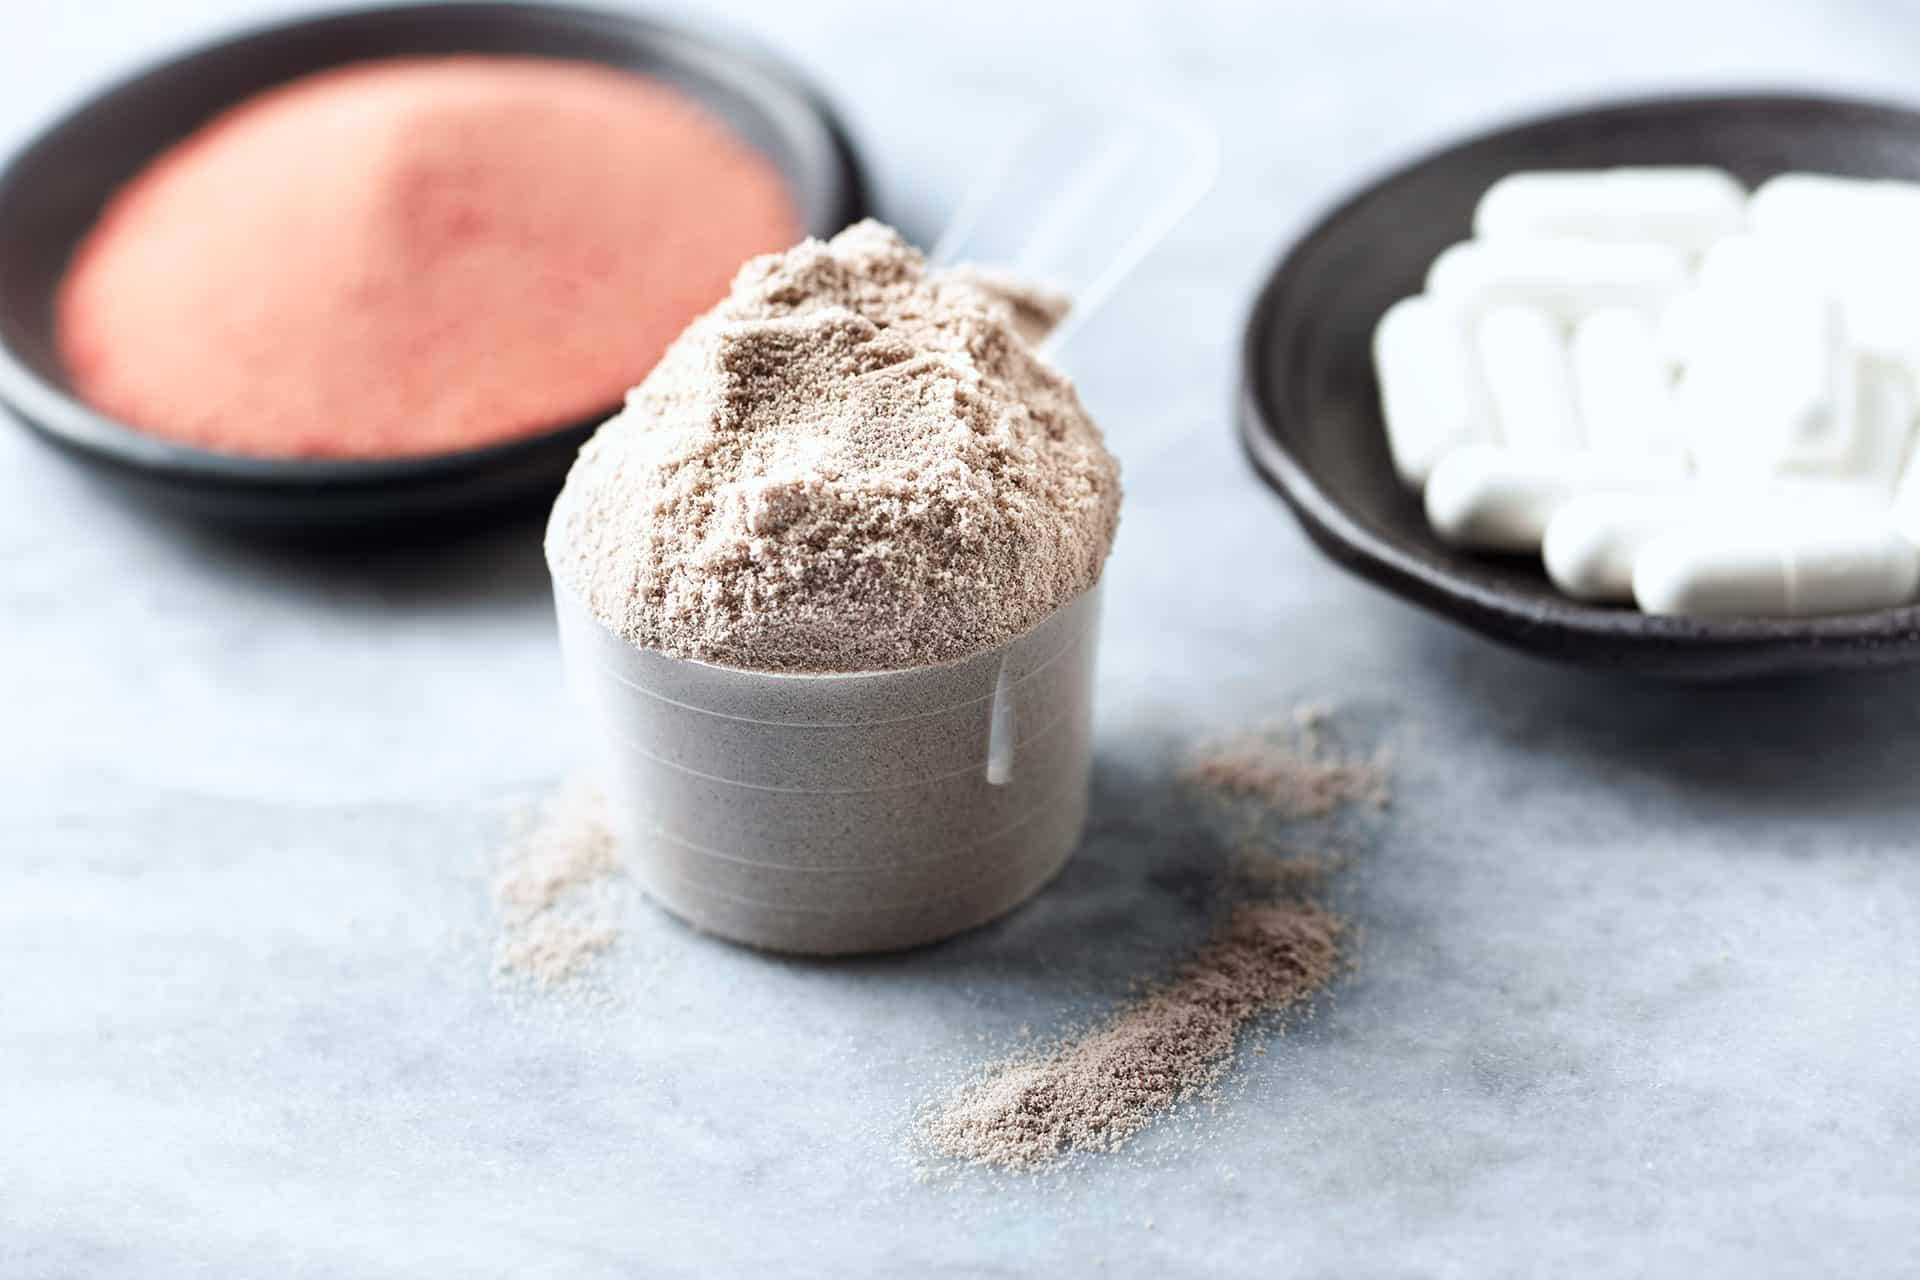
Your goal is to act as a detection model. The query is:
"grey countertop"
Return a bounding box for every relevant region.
[7,2,1920,1275]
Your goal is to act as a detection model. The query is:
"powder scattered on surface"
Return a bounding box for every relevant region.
[917,706,1388,1173]
[1231,844,1341,897]
[497,917,619,988]
[545,220,1122,673]
[1181,714,1391,818]
[58,56,799,459]
[492,782,624,988]
[920,900,1344,1171]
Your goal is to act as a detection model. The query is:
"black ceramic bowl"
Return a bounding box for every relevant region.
[1240,92,1920,679]
[0,2,867,532]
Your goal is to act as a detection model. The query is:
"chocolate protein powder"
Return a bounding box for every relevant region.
[545,220,1121,673]
[921,898,1345,1170]
[916,708,1386,1170]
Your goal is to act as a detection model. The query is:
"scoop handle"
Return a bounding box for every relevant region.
[930,103,1219,354]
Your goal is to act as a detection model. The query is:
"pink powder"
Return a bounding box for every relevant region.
[57,56,800,459]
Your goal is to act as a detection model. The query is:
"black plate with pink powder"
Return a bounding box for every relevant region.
[0,3,868,532]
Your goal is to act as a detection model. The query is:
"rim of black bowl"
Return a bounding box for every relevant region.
[0,0,868,506]
[1238,89,1920,677]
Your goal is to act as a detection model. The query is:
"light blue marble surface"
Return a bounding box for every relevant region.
[6,2,1920,1275]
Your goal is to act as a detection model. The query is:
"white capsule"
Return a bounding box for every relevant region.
[1891,409,1920,546]
[1633,515,1920,618]
[1474,304,1581,452]
[1752,472,1901,521]
[1425,443,1687,553]
[1694,230,1825,297]
[1372,296,1490,487]
[1677,287,1850,480]
[1748,173,1920,242]
[1542,492,1701,602]
[1694,231,1918,372]
[1690,356,1911,493]
[1747,176,1920,364]
[1474,167,1746,254]
[1654,290,1710,368]
[1842,358,1917,496]
[1842,274,1920,369]
[1696,231,1788,277]
[1541,486,1870,604]
[1569,308,1683,458]
[1427,238,1690,324]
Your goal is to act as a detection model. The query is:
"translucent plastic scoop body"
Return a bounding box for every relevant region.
[932,101,1219,353]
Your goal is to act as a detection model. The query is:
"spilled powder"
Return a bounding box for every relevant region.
[1180,706,1391,818]
[920,899,1344,1170]
[1230,843,1342,897]
[918,709,1389,1172]
[497,916,618,988]
[545,219,1122,673]
[492,782,624,988]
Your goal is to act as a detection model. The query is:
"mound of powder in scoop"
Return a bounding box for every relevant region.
[545,220,1122,673]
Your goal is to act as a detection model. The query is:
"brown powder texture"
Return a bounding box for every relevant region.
[1181,715,1391,819]
[942,266,1072,347]
[497,917,619,987]
[1231,844,1342,897]
[545,219,1122,673]
[921,900,1344,1170]
[493,782,624,988]
[917,707,1385,1173]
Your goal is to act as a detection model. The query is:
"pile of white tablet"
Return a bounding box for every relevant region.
[1375,168,1920,618]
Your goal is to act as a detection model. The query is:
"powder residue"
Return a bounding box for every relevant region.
[492,782,624,988]
[545,220,1122,673]
[58,56,798,459]
[1181,708,1391,818]
[918,706,1386,1172]
[497,916,619,988]
[1231,843,1342,897]
[921,900,1344,1170]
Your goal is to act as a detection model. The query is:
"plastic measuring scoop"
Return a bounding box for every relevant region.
[931,101,1220,353]
[558,107,1217,956]
[556,586,1103,955]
